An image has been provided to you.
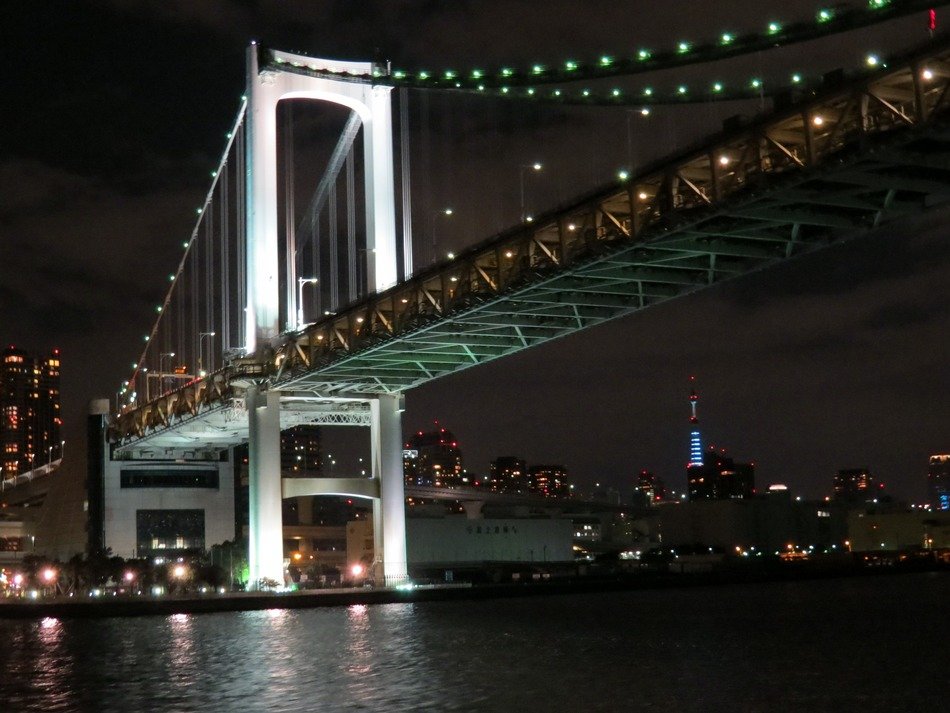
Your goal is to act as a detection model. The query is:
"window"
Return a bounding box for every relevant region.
[136,509,205,555]
[120,469,219,489]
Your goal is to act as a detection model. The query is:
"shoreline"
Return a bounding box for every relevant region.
[1,562,944,620]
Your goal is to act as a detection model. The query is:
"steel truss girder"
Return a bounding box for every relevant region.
[112,37,950,445]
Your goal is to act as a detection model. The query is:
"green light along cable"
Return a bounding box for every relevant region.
[374,0,946,90]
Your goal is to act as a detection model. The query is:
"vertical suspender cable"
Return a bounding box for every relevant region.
[237,122,246,350]
[318,210,327,314]
[191,239,199,373]
[420,91,431,266]
[221,159,230,353]
[177,280,184,375]
[329,183,338,309]
[346,147,356,301]
[206,215,214,370]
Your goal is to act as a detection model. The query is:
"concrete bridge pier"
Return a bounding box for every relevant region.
[247,385,284,588]
[371,394,408,585]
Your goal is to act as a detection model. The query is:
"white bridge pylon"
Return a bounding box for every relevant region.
[243,44,406,588]
[244,43,398,355]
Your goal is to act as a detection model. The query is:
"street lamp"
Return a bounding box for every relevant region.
[519,162,543,223]
[297,277,319,330]
[428,207,454,265]
[60,440,65,463]
[160,352,176,372]
[198,332,216,376]
[159,352,176,394]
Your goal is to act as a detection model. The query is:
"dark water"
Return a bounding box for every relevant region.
[1,573,947,712]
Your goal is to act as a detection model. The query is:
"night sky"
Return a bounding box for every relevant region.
[3,1,949,501]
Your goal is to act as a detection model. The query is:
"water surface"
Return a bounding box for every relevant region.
[1,573,946,712]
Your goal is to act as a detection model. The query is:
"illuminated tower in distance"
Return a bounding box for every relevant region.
[686,375,712,500]
[688,376,703,467]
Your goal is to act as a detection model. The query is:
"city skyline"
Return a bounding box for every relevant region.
[2,2,949,501]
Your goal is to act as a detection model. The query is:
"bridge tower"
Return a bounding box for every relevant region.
[243,44,407,587]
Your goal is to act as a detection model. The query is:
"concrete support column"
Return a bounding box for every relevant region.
[364,86,398,292]
[245,44,281,356]
[247,385,284,588]
[370,394,407,585]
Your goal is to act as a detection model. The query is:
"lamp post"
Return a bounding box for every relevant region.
[198,332,216,377]
[428,207,454,265]
[297,277,319,330]
[47,445,53,469]
[159,352,175,394]
[60,440,65,463]
[519,162,542,223]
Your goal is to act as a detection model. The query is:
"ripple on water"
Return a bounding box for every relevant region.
[0,574,947,712]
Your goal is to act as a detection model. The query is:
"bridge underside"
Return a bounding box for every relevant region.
[272,42,950,396]
[112,39,950,449]
[277,130,950,395]
[114,396,370,458]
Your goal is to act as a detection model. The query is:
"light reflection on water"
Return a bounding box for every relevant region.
[0,573,947,712]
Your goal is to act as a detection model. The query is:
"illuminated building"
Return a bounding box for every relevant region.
[833,468,880,503]
[403,424,463,487]
[528,464,569,497]
[638,470,668,504]
[490,456,527,493]
[279,425,323,528]
[928,455,950,510]
[87,400,234,559]
[689,447,755,501]
[1,345,61,477]
[280,425,322,476]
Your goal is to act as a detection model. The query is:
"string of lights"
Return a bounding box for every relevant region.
[442,47,919,108]
[345,0,944,90]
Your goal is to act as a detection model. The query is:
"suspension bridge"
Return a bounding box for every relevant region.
[102,3,950,587]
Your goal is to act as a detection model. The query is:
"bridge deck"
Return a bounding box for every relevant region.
[113,37,950,450]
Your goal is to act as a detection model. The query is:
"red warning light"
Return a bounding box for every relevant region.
[929,8,937,32]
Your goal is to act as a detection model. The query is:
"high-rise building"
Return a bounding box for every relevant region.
[280,425,322,476]
[689,447,755,500]
[927,455,950,510]
[637,469,668,504]
[528,465,569,497]
[403,424,463,487]
[833,468,878,504]
[1,346,61,477]
[490,456,527,493]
